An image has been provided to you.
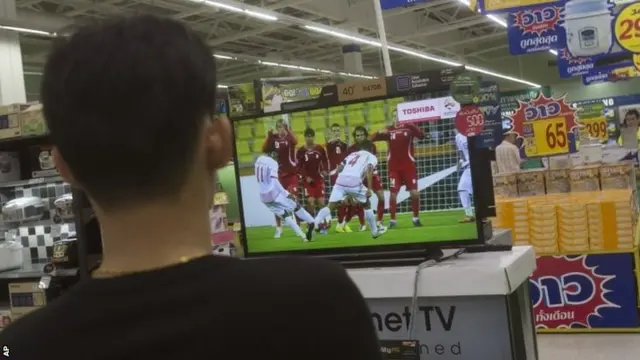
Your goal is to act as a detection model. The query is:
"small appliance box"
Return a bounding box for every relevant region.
[545,169,570,194]
[19,103,47,136]
[0,103,30,140]
[0,152,20,182]
[493,173,518,198]
[29,145,58,177]
[599,162,635,190]
[8,282,47,321]
[517,169,546,197]
[569,165,601,192]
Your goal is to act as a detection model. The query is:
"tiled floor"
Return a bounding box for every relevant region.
[538,334,640,359]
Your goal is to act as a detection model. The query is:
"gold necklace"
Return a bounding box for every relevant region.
[91,256,195,278]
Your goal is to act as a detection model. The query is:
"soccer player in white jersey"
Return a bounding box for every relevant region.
[255,149,316,242]
[313,140,387,239]
[455,131,475,223]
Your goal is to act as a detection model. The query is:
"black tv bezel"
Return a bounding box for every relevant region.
[230,85,487,259]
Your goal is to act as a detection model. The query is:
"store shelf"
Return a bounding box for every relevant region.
[0,263,77,280]
[536,248,638,256]
[0,175,63,189]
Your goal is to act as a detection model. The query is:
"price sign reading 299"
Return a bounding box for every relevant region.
[510,94,578,158]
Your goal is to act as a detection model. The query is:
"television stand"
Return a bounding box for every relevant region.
[334,245,446,269]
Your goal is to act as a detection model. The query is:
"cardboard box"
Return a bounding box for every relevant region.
[545,169,570,194]
[19,103,47,136]
[569,165,600,192]
[493,173,518,198]
[0,103,29,140]
[517,169,546,196]
[599,162,635,190]
[29,145,58,177]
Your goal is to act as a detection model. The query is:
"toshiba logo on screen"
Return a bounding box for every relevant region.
[397,97,460,123]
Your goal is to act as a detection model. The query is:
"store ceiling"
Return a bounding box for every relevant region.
[8,0,563,89]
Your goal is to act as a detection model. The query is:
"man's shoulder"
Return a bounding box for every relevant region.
[242,257,347,285]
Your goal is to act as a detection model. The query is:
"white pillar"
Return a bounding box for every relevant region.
[0,0,27,105]
[372,0,393,76]
[342,43,364,74]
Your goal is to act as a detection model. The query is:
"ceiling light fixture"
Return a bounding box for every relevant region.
[0,25,55,37]
[189,0,278,21]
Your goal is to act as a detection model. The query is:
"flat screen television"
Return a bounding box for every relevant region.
[232,95,484,257]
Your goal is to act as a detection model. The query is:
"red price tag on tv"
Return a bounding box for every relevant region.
[455,105,485,137]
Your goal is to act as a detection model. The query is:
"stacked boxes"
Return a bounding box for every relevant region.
[494,189,637,254]
[529,203,558,253]
[493,173,518,198]
[557,203,589,253]
[599,162,635,190]
[545,169,570,194]
[0,103,29,140]
[569,165,600,192]
[517,170,546,196]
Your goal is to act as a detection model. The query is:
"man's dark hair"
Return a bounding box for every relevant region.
[304,128,315,137]
[41,15,217,209]
[626,109,640,119]
[357,139,374,152]
[331,123,340,129]
[352,125,368,139]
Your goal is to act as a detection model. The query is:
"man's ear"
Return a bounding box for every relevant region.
[205,115,232,171]
[51,147,81,189]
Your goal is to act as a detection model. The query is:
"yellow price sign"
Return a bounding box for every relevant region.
[482,0,554,12]
[581,117,608,142]
[634,54,640,70]
[523,116,569,157]
[614,2,640,53]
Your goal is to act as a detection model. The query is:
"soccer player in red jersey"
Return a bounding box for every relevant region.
[325,123,349,229]
[371,109,425,228]
[296,128,328,218]
[341,126,384,232]
[261,119,298,238]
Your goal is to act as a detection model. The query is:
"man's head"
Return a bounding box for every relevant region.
[41,15,231,213]
[304,128,316,146]
[357,139,374,153]
[275,118,288,136]
[265,146,278,160]
[353,126,368,144]
[391,109,398,124]
[624,109,640,127]
[330,123,341,140]
[504,132,518,144]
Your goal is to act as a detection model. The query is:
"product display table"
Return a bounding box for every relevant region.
[348,246,537,360]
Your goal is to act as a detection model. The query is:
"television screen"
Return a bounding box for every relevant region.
[233,97,481,255]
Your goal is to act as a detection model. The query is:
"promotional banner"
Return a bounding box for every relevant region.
[510,93,578,157]
[228,82,259,117]
[473,81,503,149]
[386,68,463,97]
[478,0,556,13]
[397,97,460,123]
[381,0,426,10]
[530,254,640,329]
[576,102,608,142]
[500,86,551,117]
[507,2,566,55]
[261,76,334,113]
[582,64,640,85]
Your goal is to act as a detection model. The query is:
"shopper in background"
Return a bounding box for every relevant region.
[0,15,381,360]
[495,131,522,174]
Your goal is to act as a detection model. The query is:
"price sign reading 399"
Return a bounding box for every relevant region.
[510,94,578,158]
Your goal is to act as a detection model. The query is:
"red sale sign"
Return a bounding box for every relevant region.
[455,105,485,137]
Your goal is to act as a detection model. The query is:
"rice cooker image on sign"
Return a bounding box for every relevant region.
[563,0,614,57]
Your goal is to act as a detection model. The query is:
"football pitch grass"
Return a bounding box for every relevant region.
[245,210,478,253]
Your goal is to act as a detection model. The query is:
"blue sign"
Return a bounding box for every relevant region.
[474,81,502,149]
[507,2,566,55]
[530,253,639,329]
[582,65,638,86]
[380,0,426,10]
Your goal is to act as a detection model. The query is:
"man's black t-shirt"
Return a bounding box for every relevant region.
[0,255,381,360]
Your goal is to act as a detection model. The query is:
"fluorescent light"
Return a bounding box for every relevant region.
[214,54,236,60]
[387,45,462,67]
[218,84,229,88]
[304,25,382,47]
[0,25,55,37]
[192,1,277,21]
[486,14,507,27]
[257,60,376,79]
[466,65,541,87]
[549,49,558,56]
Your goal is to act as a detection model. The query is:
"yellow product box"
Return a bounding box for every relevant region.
[535,244,559,254]
[595,199,636,250]
[493,173,518,198]
[514,241,531,246]
[558,217,587,227]
[560,243,589,253]
[0,103,30,140]
[599,162,635,190]
[19,103,47,136]
[569,165,601,192]
[517,169,546,196]
[545,169,571,194]
[529,219,557,228]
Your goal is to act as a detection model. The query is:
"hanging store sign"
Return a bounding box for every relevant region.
[576,103,608,142]
[507,2,565,55]
[386,67,464,96]
[510,93,578,157]
[261,76,334,113]
[455,105,486,137]
[380,0,426,10]
[477,0,556,13]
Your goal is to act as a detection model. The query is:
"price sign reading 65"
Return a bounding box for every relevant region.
[524,116,568,157]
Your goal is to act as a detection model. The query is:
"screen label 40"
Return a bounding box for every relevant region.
[530,273,596,307]
[523,117,568,157]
